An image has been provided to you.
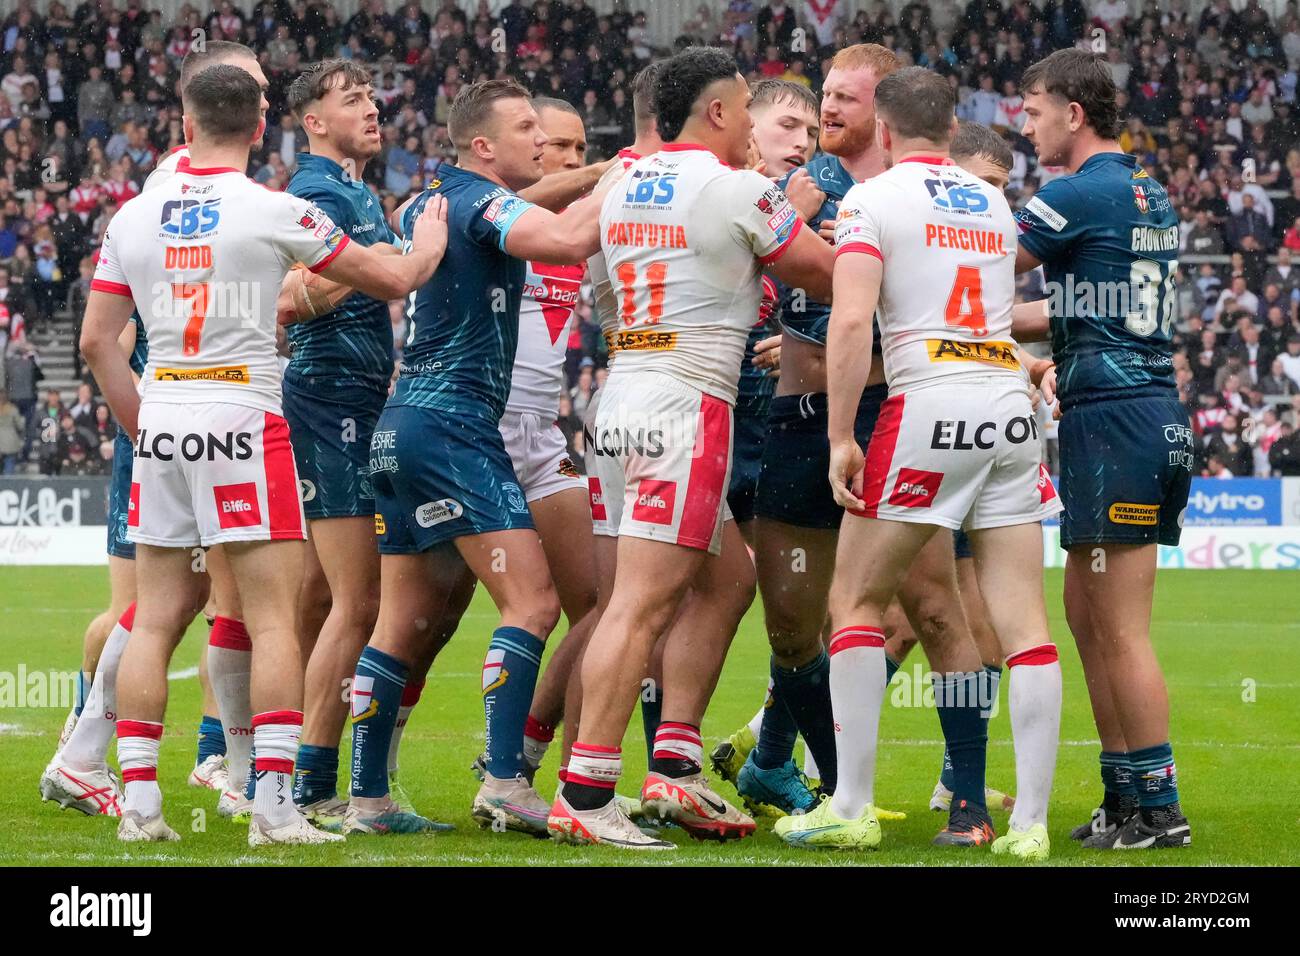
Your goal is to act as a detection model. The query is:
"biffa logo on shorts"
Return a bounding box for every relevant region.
[213,482,262,529]
[633,480,676,524]
[888,469,943,509]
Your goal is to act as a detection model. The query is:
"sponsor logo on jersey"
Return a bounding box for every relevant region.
[299,479,317,503]
[1132,184,1150,214]
[415,499,462,528]
[755,186,783,215]
[373,513,386,535]
[160,198,221,237]
[588,476,607,521]
[604,329,678,354]
[888,468,943,508]
[482,648,508,695]
[594,425,665,458]
[163,245,213,269]
[632,479,676,524]
[768,204,797,244]
[604,221,688,249]
[926,339,1019,369]
[370,429,398,474]
[1108,502,1159,525]
[624,170,677,206]
[923,224,1007,255]
[135,429,254,462]
[213,481,262,529]
[153,365,250,383]
[1022,195,1067,232]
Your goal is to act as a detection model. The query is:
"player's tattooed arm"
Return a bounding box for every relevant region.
[278,245,400,324]
[318,194,450,302]
[81,291,140,438]
[1010,298,1050,342]
[517,156,618,211]
[824,250,882,511]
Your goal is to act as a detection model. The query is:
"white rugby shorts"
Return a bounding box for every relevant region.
[128,401,306,547]
[499,410,584,503]
[852,376,1061,531]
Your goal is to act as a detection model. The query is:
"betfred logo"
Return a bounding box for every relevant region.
[888,468,943,509]
[588,476,607,521]
[632,479,676,525]
[213,482,262,529]
[128,482,140,528]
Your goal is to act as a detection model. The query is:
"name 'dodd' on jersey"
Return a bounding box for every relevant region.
[163,246,213,270]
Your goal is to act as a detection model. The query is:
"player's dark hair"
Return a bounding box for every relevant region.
[448,78,531,150]
[532,95,580,118]
[287,59,374,122]
[951,120,1013,171]
[180,39,257,92]
[182,64,262,144]
[874,67,954,144]
[654,46,740,143]
[1021,48,1121,141]
[750,78,818,118]
[631,62,662,128]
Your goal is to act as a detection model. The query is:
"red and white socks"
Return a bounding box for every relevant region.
[1005,643,1061,832]
[117,718,164,818]
[562,742,622,809]
[207,617,252,793]
[523,714,555,774]
[652,721,702,772]
[827,626,887,820]
[251,710,303,827]
[62,604,135,770]
[388,679,424,777]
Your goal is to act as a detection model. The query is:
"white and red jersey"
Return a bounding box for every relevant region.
[505,258,585,419]
[588,148,641,361]
[834,154,1023,394]
[143,145,188,192]
[598,144,802,404]
[91,156,351,416]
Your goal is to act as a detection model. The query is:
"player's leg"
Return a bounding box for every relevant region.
[115,544,206,842]
[203,542,255,815]
[776,517,934,849]
[967,523,1060,863]
[190,621,228,791]
[295,515,379,819]
[455,527,561,833]
[641,517,758,840]
[296,531,332,662]
[555,532,618,777]
[344,547,467,835]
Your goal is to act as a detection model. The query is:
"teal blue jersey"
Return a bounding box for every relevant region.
[285,153,396,391]
[127,312,148,376]
[736,274,778,413]
[775,153,856,345]
[393,163,534,422]
[1015,153,1179,404]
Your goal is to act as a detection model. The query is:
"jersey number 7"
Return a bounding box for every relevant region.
[173,282,211,356]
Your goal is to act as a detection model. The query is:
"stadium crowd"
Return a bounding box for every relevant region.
[1,0,1300,477]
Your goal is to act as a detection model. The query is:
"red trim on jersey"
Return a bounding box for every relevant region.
[898,154,952,166]
[251,709,304,728]
[90,279,132,297]
[856,393,905,518]
[208,615,252,652]
[164,145,188,158]
[828,626,886,656]
[758,216,804,265]
[1006,643,1060,667]
[306,233,350,274]
[676,394,731,549]
[836,241,882,260]
[117,719,164,740]
[262,414,304,540]
[175,156,242,176]
[617,148,642,161]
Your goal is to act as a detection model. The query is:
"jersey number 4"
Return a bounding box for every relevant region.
[944,266,987,337]
[616,261,668,326]
[172,282,210,356]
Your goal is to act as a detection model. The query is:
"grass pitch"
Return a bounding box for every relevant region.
[1,566,1295,866]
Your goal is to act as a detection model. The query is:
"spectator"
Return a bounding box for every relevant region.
[1269,421,1300,475]
[1225,192,1273,253]
[1260,356,1300,397]
[1232,322,1272,386]
[1216,276,1260,323]
[1264,246,1300,299]
[35,388,64,475]
[1183,208,1225,255]
[0,387,23,474]
[69,382,97,429]
[1279,335,1300,388]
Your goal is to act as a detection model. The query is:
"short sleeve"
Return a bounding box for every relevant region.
[288,179,349,227]
[730,170,802,264]
[1013,177,1088,265]
[276,194,351,274]
[90,225,131,297]
[466,187,535,251]
[833,182,884,261]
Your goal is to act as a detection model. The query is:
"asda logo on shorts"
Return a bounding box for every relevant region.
[415,499,462,528]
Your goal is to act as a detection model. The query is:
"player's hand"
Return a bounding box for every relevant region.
[752,333,782,376]
[1038,363,1057,407]
[784,168,825,222]
[817,218,837,244]
[829,438,866,511]
[411,193,449,262]
[746,134,764,174]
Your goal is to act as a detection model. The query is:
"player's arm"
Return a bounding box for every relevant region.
[81,290,140,438]
[825,249,880,511]
[764,224,834,303]
[502,187,607,264]
[277,244,402,324]
[296,196,449,314]
[1011,297,1050,341]
[1015,244,1042,274]
[517,156,617,211]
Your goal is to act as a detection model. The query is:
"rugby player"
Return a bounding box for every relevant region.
[1015,49,1192,849]
[41,41,271,821]
[547,46,835,849]
[80,64,449,844]
[273,59,423,829]
[346,79,607,837]
[776,67,1062,859]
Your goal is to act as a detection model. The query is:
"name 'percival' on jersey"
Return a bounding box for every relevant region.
[834,155,1022,393]
[91,157,350,415]
[597,143,802,404]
